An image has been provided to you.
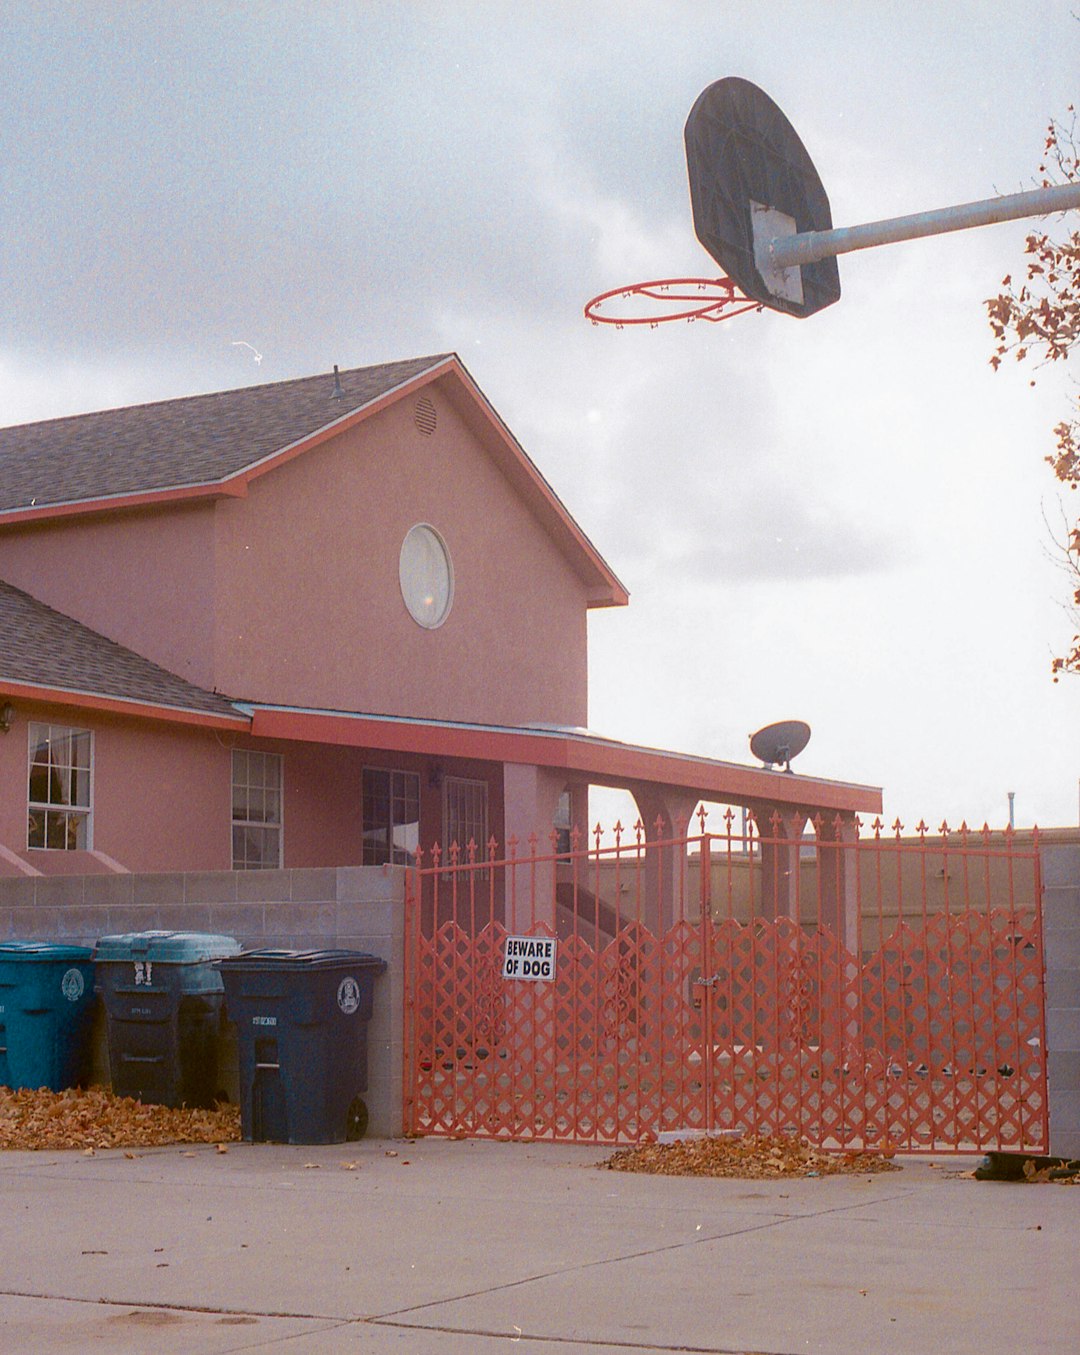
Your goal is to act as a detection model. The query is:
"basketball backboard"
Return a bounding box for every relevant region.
[684,77,841,318]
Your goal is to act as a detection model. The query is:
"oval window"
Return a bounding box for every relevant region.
[399,524,454,629]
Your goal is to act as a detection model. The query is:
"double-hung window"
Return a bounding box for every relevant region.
[362,768,420,866]
[28,723,93,850]
[232,750,283,869]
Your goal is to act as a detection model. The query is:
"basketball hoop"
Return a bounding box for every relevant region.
[584,276,762,328]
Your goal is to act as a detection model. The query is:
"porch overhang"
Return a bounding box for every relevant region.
[243,705,882,818]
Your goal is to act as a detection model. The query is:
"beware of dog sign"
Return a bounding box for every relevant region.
[502,935,557,981]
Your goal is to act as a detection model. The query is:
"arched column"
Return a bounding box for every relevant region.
[814,812,860,954]
[749,804,808,923]
[628,783,702,933]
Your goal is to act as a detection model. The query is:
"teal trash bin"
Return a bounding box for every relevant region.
[93,931,241,1108]
[0,942,96,1091]
[218,949,387,1144]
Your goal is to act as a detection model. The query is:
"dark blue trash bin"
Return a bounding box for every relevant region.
[218,949,387,1144]
[0,942,96,1091]
[92,931,241,1108]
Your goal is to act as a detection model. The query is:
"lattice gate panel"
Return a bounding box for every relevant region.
[404,831,1048,1152]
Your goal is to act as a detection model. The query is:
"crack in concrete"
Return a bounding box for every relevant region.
[368,1314,804,1354]
[368,1188,913,1323]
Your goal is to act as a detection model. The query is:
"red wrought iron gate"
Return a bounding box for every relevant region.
[403,819,1048,1152]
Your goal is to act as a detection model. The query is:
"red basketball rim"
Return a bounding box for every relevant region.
[584,276,763,326]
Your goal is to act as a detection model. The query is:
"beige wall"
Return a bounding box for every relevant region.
[579,830,1045,949]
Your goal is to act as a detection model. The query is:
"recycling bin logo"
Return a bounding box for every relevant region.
[61,967,85,1002]
[337,976,361,1015]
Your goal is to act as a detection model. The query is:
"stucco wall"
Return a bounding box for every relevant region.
[0,865,406,1139]
[0,704,509,878]
[0,704,232,876]
[0,381,592,728]
[0,503,218,690]
[212,387,590,725]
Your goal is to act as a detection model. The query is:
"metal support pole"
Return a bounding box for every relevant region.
[764,182,1080,271]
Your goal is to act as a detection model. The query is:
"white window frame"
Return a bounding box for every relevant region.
[362,766,421,866]
[27,722,93,851]
[231,750,284,870]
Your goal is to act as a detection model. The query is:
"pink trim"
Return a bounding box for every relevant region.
[88,849,130,874]
[0,479,247,528]
[0,843,41,876]
[248,708,881,815]
[0,680,249,731]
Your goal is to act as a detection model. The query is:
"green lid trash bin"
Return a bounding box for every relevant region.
[92,931,241,1109]
[218,949,387,1144]
[0,941,96,1091]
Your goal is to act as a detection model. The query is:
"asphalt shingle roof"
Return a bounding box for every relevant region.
[0,580,243,721]
[0,355,452,514]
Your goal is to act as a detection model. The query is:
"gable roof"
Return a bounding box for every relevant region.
[0,580,246,727]
[0,355,450,515]
[0,355,628,607]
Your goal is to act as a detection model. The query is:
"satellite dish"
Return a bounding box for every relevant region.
[750,720,811,773]
[684,78,841,318]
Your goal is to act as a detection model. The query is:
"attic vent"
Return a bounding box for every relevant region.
[413,395,437,436]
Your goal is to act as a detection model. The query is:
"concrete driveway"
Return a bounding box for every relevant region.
[2,1136,1076,1354]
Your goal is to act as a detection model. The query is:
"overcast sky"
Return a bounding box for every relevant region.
[2,1,1078,833]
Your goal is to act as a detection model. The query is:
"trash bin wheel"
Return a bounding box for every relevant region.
[346,1095,369,1141]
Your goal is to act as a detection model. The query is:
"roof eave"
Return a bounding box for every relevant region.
[0,678,250,731]
[244,706,881,816]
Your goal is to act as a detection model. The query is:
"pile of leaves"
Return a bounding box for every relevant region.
[602,1133,902,1179]
[0,1085,240,1151]
[1022,1158,1080,1185]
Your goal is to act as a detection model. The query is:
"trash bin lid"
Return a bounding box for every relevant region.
[218,947,386,972]
[92,930,242,964]
[0,940,93,961]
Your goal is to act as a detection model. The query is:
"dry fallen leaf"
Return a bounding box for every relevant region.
[601,1134,902,1180]
[0,1086,240,1152]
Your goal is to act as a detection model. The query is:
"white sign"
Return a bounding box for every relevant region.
[502,935,557,982]
[337,976,361,1015]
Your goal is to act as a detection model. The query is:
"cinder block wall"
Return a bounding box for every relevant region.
[0,866,406,1139]
[1041,843,1080,1157]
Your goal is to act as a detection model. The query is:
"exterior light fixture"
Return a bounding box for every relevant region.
[0,703,14,733]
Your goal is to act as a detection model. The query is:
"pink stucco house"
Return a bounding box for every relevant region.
[0,355,880,887]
